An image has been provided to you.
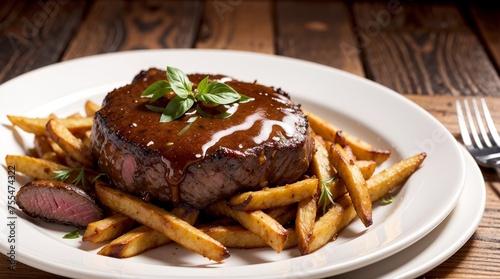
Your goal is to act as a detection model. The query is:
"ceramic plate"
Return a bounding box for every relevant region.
[0,50,465,278]
[335,147,485,278]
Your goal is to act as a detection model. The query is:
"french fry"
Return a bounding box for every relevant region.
[310,135,346,205]
[83,214,136,243]
[295,195,317,254]
[329,143,373,227]
[94,181,229,262]
[82,130,92,150]
[98,206,199,258]
[85,100,101,117]
[305,194,356,254]
[304,153,426,254]
[356,160,377,179]
[5,155,68,179]
[303,109,390,165]
[7,115,93,135]
[266,204,297,225]
[368,153,427,201]
[47,137,68,160]
[46,119,94,167]
[207,200,289,253]
[203,225,298,250]
[228,178,318,211]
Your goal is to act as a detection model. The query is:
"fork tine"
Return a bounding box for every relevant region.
[456,100,473,148]
[472,99,492,148]
[463,99,483,149]
[480,98,500,147]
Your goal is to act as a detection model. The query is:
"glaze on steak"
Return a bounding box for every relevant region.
[91,68,313,208]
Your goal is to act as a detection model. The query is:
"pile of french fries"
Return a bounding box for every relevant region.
[6,100,426,263]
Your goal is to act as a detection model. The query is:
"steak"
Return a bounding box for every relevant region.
[91,68,313,209]
[15,180,104,228]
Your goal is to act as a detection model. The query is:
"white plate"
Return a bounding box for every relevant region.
[335,147,485,278]
[0,50,466,278]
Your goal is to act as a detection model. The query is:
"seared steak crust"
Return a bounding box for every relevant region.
[91,68,313,208]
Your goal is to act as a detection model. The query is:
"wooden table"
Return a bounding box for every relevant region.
[1,0,499,278]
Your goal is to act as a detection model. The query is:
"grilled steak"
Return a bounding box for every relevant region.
[91,68,313,208]
[15,180,104,228]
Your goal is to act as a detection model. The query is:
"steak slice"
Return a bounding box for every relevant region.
[91,68,313,208]
[15,180,104,228]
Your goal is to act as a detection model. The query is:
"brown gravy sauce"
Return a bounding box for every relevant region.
[99,69,304,202]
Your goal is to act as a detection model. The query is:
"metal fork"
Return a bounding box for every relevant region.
[456,98,500,178]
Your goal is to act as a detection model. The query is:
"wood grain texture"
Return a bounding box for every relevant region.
[352,1,500,96]
[62,0,202,61]
[195,0,274,53]
[0,0,87,83]
[470,5,500,74]
[275,0,364,76]
[406,95,500,278]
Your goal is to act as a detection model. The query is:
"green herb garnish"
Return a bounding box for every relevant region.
[63,228,80,239]
[141,66,253,123]
[318,175,338,214]
[52,167,88,188]
[381,196,394,205]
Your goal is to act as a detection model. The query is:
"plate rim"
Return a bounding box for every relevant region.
[0,49,466,278]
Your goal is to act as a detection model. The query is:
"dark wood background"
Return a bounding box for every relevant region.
[1,0,500,278]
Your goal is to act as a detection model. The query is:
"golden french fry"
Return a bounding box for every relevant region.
[228,178,318,211]
[82,214,136,243]
[98,206,199,258]
[295,195,317,254]
[305,153,426,254]
[82,130,92,150]
[356,160,377,180]
[85,100,101,117]
[33,135,52,158]
[7,115,93,135]
[207,200,289,253]
[94,181,229,262]
[46,119,94,167]
[66,113,83,119]
[5,155,68,179]
[310,135,346,206]
[368,153,427,201]
[265,204,297,225]
[303,109,390,165]
[202,225,298,250]
[305,194,356,254]
[47,137,68,159]
[329,143,372,227]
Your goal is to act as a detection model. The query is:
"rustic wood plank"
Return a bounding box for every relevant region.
[0,260,65,279]
[352,1,500,96]
[0,0,87,84]
[406,95,500,278]
[470,5,500,74]
[275,0,364,76]
[195,0,274,54]
[62,0,203,60]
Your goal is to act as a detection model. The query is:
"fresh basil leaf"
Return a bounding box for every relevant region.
[206,81,238,95]
[197,76,210,94]
[166,66,192,99]
[238,94,254,103]
[145,104,166,112]
[197,92,241,105]
[141,80,171,101]
[196,104,235,119]
[160,95,195,123]
[63,228,80,239]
